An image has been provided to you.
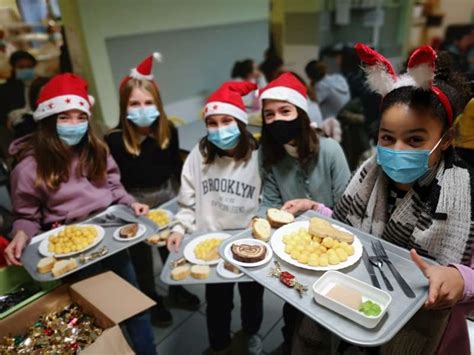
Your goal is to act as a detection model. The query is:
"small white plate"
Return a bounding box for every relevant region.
[270,220,363,271]
[183,233,231,266]
[216,260,244,279]
[223,238,273,268]
[38,224,105,258]
[113,224,146,242]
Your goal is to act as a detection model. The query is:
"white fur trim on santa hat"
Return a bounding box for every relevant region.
[33,94,92,121]
[259,87,308,113]
[130,68,154,81]
[204,101,248,124]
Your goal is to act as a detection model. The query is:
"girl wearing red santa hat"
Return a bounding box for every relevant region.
[257,72,351,354]
[167,81,264,354]
[4,73,157,355]
[105,53,200,327]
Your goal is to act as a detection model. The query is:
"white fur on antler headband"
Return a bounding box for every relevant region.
[356,43,437,96]
[362,63,397,96]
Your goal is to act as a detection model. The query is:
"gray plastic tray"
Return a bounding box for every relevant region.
[160,229,252,285]
[219,211,436,347]
[21,204,159,281]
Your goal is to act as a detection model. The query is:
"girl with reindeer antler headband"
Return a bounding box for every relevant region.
[283,44,473,354]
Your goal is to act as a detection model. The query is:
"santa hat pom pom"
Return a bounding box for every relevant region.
[88,95,95,106]
[153,52,162,62]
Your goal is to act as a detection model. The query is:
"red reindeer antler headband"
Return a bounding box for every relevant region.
[355,43,454,126]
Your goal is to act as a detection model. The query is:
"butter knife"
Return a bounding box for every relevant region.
[362,248,380,289]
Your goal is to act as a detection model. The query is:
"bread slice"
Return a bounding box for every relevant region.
[309,217,354,244]
[52,258,78,277]
[267,208,295,228]
[252,218,272,242]
[191,265,210,279]
[147,230,170,245]
[171,265,190,281]
[37,257,56,273]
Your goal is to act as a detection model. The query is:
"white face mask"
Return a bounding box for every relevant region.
[284,144,298,158]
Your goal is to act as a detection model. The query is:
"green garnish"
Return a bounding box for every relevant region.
[359,300,382,317]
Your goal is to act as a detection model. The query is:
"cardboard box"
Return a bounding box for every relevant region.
[0,271,155,354]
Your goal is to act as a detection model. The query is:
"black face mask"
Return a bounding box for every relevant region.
[266,117,301,145]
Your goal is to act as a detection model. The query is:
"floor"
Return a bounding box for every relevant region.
[151,248,285,354]
[151,248,474,355]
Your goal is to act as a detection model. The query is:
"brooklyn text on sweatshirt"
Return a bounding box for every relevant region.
[202,178,256,199]
[172,145,261,234]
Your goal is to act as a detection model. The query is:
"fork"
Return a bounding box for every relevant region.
[370,242,394,291]
[375,240,416,298]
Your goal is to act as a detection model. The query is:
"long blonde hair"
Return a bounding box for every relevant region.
[118,79,171,155]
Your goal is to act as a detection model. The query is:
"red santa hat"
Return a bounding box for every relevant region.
[120,52,162,90]
[259,72,308,113]
[33,73,94,121]
[204,81,257,124]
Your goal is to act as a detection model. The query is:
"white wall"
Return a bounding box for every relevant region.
[60,0,269,127]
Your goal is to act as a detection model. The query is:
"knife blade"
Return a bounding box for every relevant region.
[362,249,380,289]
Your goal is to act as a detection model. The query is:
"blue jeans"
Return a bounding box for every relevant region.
[76,250,157,355]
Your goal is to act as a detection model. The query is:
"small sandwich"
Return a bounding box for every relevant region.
[52,258,78,277]
[37,257,56,274]
[191,265,210,280]
[120,223,139,239]
[267,208,295,228]
[148,229,170,245]
[309,217,354,244]
[252,218,272,242]
[224,261,241,275]
[171,265,190,281]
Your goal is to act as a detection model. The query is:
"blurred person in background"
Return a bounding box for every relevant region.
[0,50,39,158]
[231,58,266,112]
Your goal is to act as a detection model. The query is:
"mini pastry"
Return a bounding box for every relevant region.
[52,258,78,277]
[171,265,190,281]
[224,261,241,274]
[171,257,187,269]
[119,223,139,239]
[37,257,56,273]
[252,218,272,242]
[267,208,295,228]
[309,217,354,244]
[191,265,210,279]
[231,243,266,263]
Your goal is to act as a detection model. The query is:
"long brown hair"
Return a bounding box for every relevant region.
[261,107,319,169]
[15,114,109,190]
[199,119,258,164]
[117,79,171,155]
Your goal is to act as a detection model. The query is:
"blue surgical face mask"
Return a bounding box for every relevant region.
[207,123,241,151]
[376,138,443,184]
[56,121,89,146]
[126,106,159,127]
[16,68,35,82]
